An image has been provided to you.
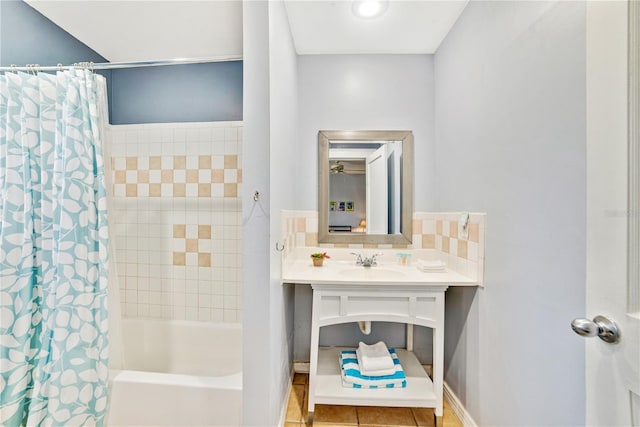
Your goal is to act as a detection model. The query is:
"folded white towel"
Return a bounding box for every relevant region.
[356,347,397,376]
[416,259,446,272]
[357,341,394,372]
[416,259,446,269]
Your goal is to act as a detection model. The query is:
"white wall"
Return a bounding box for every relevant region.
[435,2,586,425]
[268,0,298,423]
[294,54,436,362]
[243,1,299,424]
[242,2,273,424]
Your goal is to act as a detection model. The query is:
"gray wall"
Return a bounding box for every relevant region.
[294,54,436,363]
[435,2,586,425]
[329,173,366,228]
[1,0,243,125]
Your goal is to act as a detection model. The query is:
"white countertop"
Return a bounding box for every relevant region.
[282,249,478,286]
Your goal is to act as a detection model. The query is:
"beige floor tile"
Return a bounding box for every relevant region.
[412,407,435,427]
[294,373,309,385]
[286,384,306,423]
[357,406,417,426]
[313,405,358,425]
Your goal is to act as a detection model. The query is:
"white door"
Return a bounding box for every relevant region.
[582,1,640,425]
[366,144,388,234]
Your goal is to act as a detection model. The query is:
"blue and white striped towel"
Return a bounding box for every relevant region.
[340,349,407,389]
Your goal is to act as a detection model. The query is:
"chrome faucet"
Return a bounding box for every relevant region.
[350,252,382,267]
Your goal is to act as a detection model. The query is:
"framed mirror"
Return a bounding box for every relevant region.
[318,130,413,245]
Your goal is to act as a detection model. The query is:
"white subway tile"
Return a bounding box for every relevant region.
[137,304,149,317]
[198,308,211,321]
[185,293,198,308]
[223,309,236,322]
[211,309,223,322]
[149,305,162,318]
[173,306,186,320]
[162,306,173,319]
[185,280,198,293]
[212,295,224,309]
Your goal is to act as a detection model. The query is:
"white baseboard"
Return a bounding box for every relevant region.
[293,361,310,374]
[444,381,477,427]
[278,368,295,427]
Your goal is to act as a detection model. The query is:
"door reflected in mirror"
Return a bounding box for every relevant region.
[319,130,413,245]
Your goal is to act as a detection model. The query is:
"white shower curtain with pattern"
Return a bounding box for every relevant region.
[0,69,111,426]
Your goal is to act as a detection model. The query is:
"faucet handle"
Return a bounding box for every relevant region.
[370,253,383,265]
[350,252,364,265]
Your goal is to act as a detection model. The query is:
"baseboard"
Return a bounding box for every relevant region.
[443,381,477,427]
[293,361,310,374]
[278,368,295,427]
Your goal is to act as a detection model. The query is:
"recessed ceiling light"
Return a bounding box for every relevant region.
[352,0,388,19]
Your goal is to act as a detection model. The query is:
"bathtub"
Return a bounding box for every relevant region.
[107,318,242,426]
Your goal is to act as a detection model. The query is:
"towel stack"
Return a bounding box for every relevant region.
[340,341,406,389]
[416,259,446,272]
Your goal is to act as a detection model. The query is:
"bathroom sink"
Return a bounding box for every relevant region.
[338,267,406,280]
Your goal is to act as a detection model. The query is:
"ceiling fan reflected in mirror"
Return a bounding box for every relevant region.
[330,160,365,175]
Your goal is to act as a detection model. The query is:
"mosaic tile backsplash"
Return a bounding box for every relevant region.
[108,122,242,322]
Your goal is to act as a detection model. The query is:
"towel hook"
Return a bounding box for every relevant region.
[275,242,284,252]
[253,190,260,202]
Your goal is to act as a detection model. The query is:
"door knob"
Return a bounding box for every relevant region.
[571,315,620,344]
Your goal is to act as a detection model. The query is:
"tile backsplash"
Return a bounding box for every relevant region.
[282,210,486,285]
[108,122,242,322]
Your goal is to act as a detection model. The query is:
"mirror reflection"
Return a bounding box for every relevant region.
[318,130,413,245]
[328,141,403,235]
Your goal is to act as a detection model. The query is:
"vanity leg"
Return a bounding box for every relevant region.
[308,291,321,418]
[308,411,315,425]
[435,415,444,427]
[433,293,445,423]
[406,323,414,352]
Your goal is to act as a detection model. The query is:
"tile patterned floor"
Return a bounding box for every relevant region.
[285,373,463,427]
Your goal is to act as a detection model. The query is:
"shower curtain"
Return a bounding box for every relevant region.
[0,69,110,426]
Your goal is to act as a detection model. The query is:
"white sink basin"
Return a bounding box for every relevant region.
[338,267,406,280]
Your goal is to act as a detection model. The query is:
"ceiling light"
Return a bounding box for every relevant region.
[352,0,388,19]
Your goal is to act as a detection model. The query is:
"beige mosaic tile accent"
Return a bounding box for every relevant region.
[173,223,212,267]
[113,155,242,198]
[281,210,486,286]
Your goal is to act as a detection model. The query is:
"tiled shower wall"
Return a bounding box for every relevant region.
[282,210,486,285]
[108,122,243,322]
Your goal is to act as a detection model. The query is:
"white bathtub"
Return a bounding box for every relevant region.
[107,319,242,426]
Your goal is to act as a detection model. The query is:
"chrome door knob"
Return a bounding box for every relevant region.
[571,315,620,344]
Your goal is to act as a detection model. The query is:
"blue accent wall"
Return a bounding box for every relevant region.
[0,0,243,125]
[0,0,113,114]
[0,0,108,67]
[110,61,243,124]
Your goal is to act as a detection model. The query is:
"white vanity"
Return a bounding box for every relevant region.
[280,130,485,425]
[282,249,479,425]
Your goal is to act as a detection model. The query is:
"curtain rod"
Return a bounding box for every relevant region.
[0,55,243,72]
